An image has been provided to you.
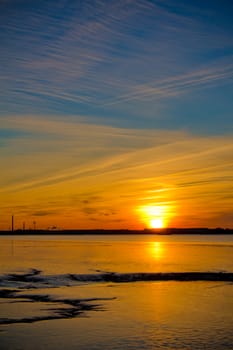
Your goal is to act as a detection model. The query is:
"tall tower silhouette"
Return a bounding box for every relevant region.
[11,215,14,232]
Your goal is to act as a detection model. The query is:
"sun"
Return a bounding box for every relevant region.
[137,205,172,229]
[150,218,164,229]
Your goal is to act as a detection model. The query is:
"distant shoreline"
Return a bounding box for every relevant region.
[0,228,233,235]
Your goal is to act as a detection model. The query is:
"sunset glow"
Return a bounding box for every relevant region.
[1,1,233,350]
[150,218,164,229]
[0,0,232,230]
[137,205,171,229]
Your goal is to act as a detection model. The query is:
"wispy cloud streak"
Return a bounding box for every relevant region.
[0,1,232,228]
[1,0,233,129]
[0,116,232,228]
[103,62,233,106]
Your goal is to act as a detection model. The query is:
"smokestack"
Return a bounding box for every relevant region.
[12,215,14,232]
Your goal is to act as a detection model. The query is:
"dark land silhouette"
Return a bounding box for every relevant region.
[0,227,233,235]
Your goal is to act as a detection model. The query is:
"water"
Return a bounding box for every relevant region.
[0,234,233,349]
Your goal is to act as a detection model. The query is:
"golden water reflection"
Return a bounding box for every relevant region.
[1,236,233,275]
[148,241,165,260]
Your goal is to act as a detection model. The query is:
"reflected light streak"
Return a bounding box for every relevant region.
[149,242,164,260]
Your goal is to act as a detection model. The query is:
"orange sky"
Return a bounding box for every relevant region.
[1,1,233,230]
[1,116,232,230]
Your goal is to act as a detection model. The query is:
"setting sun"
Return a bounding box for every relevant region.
[137,205,172,229]
[150,218,164,229]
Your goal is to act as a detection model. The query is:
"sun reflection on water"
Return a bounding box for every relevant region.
[148,241,164,260]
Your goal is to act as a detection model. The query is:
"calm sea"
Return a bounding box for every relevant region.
[0,234,233,349]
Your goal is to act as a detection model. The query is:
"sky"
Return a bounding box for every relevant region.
[0,0,233,230]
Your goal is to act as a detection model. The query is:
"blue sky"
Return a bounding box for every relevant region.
[1,0,233,132]
[0,0,233,229]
